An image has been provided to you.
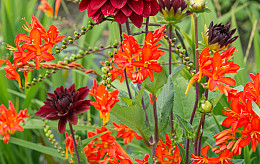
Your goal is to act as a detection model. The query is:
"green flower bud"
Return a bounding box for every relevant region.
[190,0,206,12]
[201,100,213,113]
[101,67,109,74]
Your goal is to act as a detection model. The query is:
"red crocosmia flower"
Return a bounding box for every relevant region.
[155,133,182,163]
[0,101,29,143]
[185,47,239,96]
[109,141,134,163]
[164,143,183,164]
[4,60,21,88]
[38,0,54,17]
[213,129,243,156]
[205,52,239,93]
[0,59,5,66]
[79,0,159,28]
[244,73,260,106]
[215,149,234,164]
[90,79,119,125]
[134,154,150,164]
[144,24,166,48]
[114,33,141,68]
[42,25,65,53]
[65,132,77,162]
[240,117,260,152]
[83,127,116,163]
[35,84,91,134]
[112,122,142,144]
[55,0,62,17]
[191,145,218,164]
[22,29,54,70]
[222,99,254,131]
[132,45,163,82]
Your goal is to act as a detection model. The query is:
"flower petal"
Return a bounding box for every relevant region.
[58,117,67,134]
[110,0,127,9]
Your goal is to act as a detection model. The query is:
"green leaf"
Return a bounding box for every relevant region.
[0,136,63,159]
[157,75,175,132]
[229,159,244,164]
[177,143,185,164]
[82,131,108,145]
[173,76,195,120]
[136,79,147,105]
[231,8,248,86]
[145,69,167,94]
[120,97,133,105]
[22,82,41,109]
[252,101,260,118]
[24,119,100,131]
[110,103,153,141]
[173,113,193,137]
[180,29,192,48]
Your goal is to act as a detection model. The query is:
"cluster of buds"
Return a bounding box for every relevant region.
[165,35,194,74]
[42,119,64,156]
[55,24,93,55]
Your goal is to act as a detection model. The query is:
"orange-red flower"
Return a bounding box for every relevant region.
[185,47,239,96]
[65,132,77,162]
[38,0,54,17]
[240,117,260,152]
[134,154,150,164]
[4,60,21,88]
[111,25,166,84]
[90,79,119,125]
[191,145,218,164]
[83,127,133,163]
[154,133,182,164]
[215,149,234,164]
[22,29,54,69]
[0,59,5,66]
[42,25,65,53]
[244,73,260,106]
[113,122,142,144]
[38,0,62,18]
[0,101,29,143]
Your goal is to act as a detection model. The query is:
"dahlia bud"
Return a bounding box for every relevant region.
[158,0,191,22]
[203,21,238,52]
[190,0,205,12]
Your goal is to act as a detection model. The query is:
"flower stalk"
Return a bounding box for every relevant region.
[69,123,81,164]
[118,23,132,99]
[186,14,200,164]
[168,24,175,138]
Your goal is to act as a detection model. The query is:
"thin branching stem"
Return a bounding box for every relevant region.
[69,123,81,164]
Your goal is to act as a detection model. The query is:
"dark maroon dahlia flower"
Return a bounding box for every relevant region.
[35,84,91,134]
[78,0,159,28]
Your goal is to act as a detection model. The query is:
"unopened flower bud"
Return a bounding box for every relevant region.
[190,0,205,12]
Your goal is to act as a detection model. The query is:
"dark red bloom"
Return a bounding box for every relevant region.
[78,0,159,28]
[35,84,91,134]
